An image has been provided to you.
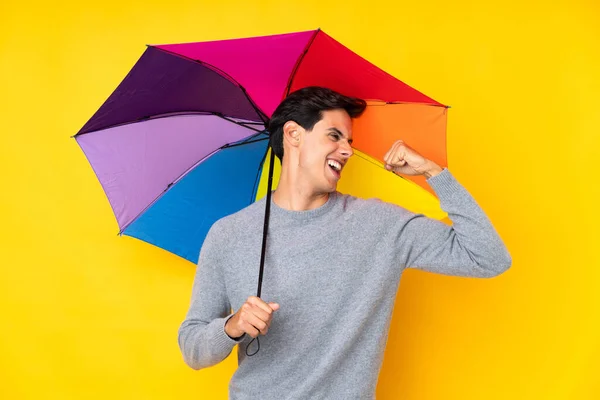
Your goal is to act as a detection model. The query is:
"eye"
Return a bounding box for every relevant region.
[329,132,340,140]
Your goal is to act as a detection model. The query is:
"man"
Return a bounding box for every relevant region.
[178,87,512,399]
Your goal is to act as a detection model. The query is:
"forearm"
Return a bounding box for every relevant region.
[179,221,246,370]
[400,168,512,278]
[178,314,242,370]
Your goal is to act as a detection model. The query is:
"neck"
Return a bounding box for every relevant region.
[272,158,330,211]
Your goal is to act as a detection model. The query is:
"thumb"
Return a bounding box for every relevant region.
[268,302,280,311]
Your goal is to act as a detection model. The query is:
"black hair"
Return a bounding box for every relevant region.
[267,86,367,161]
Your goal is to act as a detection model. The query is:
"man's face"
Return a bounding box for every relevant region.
[298,109,354,194]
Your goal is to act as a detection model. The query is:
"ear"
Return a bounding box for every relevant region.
[283,120,303,149]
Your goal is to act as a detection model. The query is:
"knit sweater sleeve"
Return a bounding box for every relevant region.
[177,221,245,370]
[388,168,512,278]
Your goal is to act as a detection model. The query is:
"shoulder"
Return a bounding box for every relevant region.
[335,191,411,216]
[207,198,266,238]
[333,192,420,233]
[198,200,265,262]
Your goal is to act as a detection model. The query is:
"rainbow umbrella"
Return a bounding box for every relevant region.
[74,29,449,267]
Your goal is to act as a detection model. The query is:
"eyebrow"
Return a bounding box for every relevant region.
[327,127,353,144]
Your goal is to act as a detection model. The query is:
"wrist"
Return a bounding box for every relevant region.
[225,317,244,339]
[423,162,443,179]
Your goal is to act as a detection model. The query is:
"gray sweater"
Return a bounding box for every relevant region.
[178,168,512,399]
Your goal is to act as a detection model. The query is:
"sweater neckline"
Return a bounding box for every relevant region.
[268,191,339,222]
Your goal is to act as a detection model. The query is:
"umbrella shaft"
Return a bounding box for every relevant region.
[257,147,275,297]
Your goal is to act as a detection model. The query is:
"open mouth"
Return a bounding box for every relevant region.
[327,159,342,178]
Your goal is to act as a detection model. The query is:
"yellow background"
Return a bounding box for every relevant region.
[1,0,599,399]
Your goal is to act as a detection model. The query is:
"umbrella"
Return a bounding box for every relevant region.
[74,29,449,354]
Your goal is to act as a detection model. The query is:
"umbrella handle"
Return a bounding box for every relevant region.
[246,144,275,357]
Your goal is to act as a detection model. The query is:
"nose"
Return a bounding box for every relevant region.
[340,140,354,158]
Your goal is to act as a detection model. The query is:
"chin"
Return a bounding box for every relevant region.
[314,183,337,195]
[314,174,338,194]
[323,182,338,193]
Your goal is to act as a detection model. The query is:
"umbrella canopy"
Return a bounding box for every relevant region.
[74,29,448,264]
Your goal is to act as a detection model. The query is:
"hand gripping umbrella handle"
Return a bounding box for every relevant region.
[246,145,276,357]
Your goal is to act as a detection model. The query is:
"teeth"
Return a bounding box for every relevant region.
[327,159,342,171]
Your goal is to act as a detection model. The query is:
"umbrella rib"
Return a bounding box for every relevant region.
[238,121,265,125]
[151,46,270,124]
[72,111,265,138]
[283,28,321,97]
[352,151,408,182]
[222,136,269,149]
[117,131,269,236]
[367,101,451,108]
[216,114,265,133]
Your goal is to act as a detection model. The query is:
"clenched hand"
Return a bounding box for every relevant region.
[225,296,280,339]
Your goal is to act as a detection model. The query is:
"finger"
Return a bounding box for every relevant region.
[239,308,266,336]
[383,144,393,164]
[393,165,410,175]
[248,303,272,324]
[240,302,270,326]
[245,312,269,335]
[248,296,275,315]
[383,140,401,164]
[385,142,403,167]
[383,140,402,164]
[241,321,260,338]
[389,140,406,165]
